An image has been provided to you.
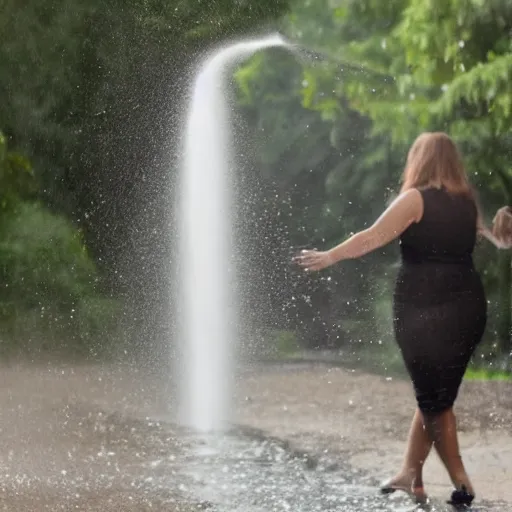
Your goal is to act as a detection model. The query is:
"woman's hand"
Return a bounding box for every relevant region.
[293,249,333,272]
[492,206,512,248]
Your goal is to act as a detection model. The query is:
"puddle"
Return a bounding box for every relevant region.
[0,399,503,511]
[148,427,504,512]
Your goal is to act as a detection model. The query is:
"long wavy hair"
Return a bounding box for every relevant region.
[400,132,474,198]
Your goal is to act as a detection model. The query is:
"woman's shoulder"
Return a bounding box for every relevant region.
[394,188,424,208]
[392,188,424,223]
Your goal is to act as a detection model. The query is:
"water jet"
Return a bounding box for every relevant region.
[177,34,287,433]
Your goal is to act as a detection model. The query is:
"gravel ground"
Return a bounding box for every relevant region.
[0,362,197,512]
[234,362,512,506]
[1,360,511,510]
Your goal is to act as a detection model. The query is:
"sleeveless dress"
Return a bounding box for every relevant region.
[393,187,487,414]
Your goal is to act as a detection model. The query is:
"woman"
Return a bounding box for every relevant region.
[295,132,498,506]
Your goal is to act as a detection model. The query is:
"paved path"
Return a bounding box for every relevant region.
[0,361,510,510]
[235,362,512,507]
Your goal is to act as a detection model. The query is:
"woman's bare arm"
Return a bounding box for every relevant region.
[325,188,423,264]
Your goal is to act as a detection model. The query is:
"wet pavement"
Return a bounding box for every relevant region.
[1,401,506,512]
[175,428,506,512]
[0,362,509,511]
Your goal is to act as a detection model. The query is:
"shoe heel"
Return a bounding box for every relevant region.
[446,485,474,507]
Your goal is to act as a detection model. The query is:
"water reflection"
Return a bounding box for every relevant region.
[175,429,503,512]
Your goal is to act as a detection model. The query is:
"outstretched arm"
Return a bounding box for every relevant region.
[297,189,423,271]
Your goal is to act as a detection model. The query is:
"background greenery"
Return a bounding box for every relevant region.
[234,0,512,373]
[1,0,511,374]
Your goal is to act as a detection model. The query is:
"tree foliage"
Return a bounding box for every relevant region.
[3,0,512,360]
[235,0,512,356]
[0,132,37,212]
[0,0,290,358]
[0,133,113,356]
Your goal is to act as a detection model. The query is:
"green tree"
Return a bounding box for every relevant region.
[0,132,37,211]
[0,133,117,358]
[234,0,512,358]
[0,0,292,359]
[395,0,512,351]
[280,0,512,355]
[342,0,512,351]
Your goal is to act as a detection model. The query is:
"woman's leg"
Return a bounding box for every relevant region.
[384,408,432,494]
[423,408,474,496]
[400,408,433,489]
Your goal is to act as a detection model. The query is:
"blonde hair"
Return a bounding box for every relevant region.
[400,132,473,197]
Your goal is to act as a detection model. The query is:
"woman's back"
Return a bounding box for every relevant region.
[400,187,477,266]
[396,187,482,305]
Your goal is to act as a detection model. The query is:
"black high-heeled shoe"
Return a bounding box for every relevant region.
[446,485,474,507]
